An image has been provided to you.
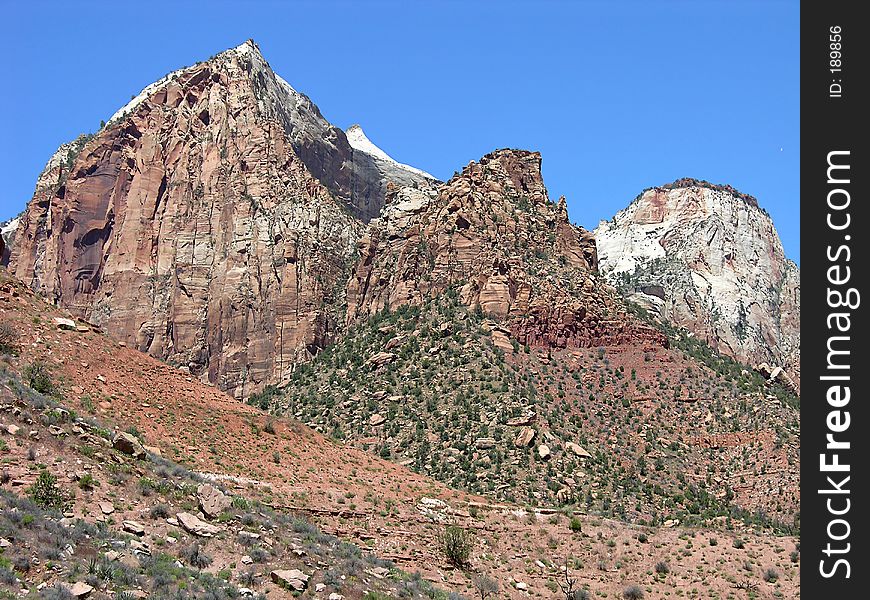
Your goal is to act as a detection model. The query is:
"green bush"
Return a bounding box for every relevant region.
[28,470,70,510]
[24,360,55,395]
[569,517,582,533]
[441,525,474,567]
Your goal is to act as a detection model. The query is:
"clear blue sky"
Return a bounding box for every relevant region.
[0,0,799,262]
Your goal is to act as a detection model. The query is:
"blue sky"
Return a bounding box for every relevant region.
[0,0,799,262]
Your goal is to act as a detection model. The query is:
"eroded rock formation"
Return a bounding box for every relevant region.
[595,181,800,386]
[9,42,381,396]
[347,149,666,350]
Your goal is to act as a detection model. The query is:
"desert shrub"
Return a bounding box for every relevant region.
[0,565,16,584]
[237,568,257,586]
[248,546,269,563]
[13,554,31,572]
[78,473,98,490]
[39,583,74,600]
[655,561,669,575]
[149,503,170,519]
[471,574,499,599]
[441,525,474,567]
[181,543,213,569]
[0,323,18,354]
[763,568,779,583]
[623,585,645,599]
[569,517,582,532]
[28,470,70,510]
[733,538,745,549]
[636,532,648,543]
[24,360,55,395]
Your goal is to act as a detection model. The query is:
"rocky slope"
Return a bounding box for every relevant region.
[595,180,800,388]
[347,149,665,351]
[8,41,432,398]
[0,269,801,599]
[271,291,800,525]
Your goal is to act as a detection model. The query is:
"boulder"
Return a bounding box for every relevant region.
[113,432,145,459]
[537,444,551,460]
[514,427,536,448]
[52,317,77,331]
[475,437,497,450]
[270,569,309,591]
[197,483,232,519]
[369,413,387,426]
[61,582,94,598]
[122,520,145,536]
[506,414,536,427]
[491,330,514,352]
[367,352,396,367]
[99,502,115,515]
[144,445,163,457]
[176,512,220,537]
[565,442,592,459]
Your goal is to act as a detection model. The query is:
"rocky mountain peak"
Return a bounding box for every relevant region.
[595,182,800,386]
[345,124,435,180]
[100,40,430,222]
[347,147,665,350]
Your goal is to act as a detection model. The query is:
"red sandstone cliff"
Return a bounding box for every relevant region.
[346,149,666,350]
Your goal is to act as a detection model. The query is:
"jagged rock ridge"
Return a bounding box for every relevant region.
[594,182,800,387]
[347,149,666,350]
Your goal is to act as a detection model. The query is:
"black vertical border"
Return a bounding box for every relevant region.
[801,1,867,596]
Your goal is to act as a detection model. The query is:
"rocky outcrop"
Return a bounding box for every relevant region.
[0,214,21,265]
[595,181,800,387]
[270,569,309,592]
[347,149,666,350]
[113,432,145,459]
[176,512,221,537]
[197,483,232,519]
[8,41,433,397]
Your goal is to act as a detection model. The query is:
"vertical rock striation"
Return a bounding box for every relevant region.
[9,41,403,396]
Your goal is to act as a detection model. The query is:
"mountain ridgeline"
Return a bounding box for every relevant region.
[7,39,798,402]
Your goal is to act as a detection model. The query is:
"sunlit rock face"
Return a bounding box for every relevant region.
[595,180,800,388]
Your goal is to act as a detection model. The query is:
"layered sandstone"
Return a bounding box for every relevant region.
[347,149,666,349]
[8,42,374,396]
[595,180,800,386]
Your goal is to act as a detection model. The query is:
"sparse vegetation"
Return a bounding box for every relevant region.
[24,359,56,395]
[28,469,71,510]
[0,322,18,354]
[441,525,474,568]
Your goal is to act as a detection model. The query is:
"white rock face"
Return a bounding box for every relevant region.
[346,124,435,179]
[595,181,800,386]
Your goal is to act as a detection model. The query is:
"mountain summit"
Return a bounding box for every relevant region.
[8,40,435,395]
[595,180,800,387]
